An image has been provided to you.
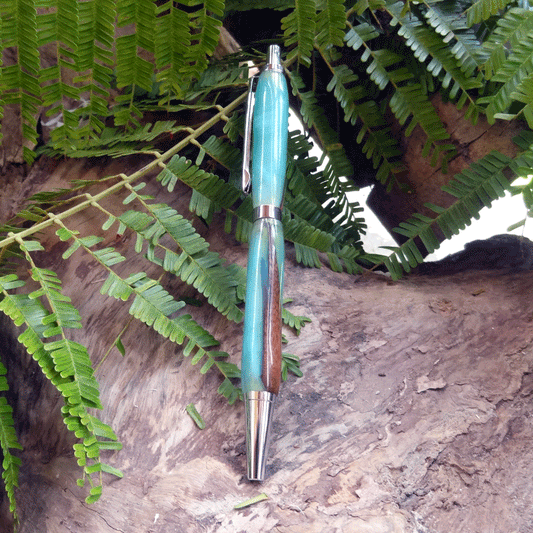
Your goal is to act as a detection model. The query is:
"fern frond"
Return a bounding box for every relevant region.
[324,58,405,188]
[281,352,303,380]
[37,0,83,153]
[186,57,250,101]
[182,1,224,82]
[15,245,100,399]
[423,2,488,77]
[288,70,368,232]
[389,83,454,161]
[0,357,23,523]
[107,269,241,398]
[465,0,513,26]
[0,0,41,162]
[288,128,365,237]
[381,151,514,278]
[282,0,317,67]
[117,201,243,322]
[0,270,120,505]
[282,300,311,335]
[350,0,386,16]
[316,0,347,50]
[75,0,116,142]
[155,1,192,101]
[115,0,156,128]
[288,67,349,156]
[43,120,187,158]
[387,1,483,117]
[482,7,533,78]
[158,154,365,271]
[100,267,222,352]
[57,224,241,397]
[509,77,533,127]
[480,30,533,120]
[198,135,242,180]
[156,0,225,105]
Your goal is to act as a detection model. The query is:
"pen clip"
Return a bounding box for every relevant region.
[242,75,258,195]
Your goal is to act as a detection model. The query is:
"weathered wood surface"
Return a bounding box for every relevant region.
[1,159,533,532]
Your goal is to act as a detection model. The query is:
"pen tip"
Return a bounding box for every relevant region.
[245,391,276,481]
[267,45,282,69]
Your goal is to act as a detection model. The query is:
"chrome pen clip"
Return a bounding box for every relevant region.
[242,75,258,196]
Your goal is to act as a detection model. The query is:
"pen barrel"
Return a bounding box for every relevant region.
[251,67,289,207]
[241,218,284,395]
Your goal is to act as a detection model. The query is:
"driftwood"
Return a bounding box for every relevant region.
[1,159,533,532]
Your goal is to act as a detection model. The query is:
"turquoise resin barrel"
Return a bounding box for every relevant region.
[241,62,289,395]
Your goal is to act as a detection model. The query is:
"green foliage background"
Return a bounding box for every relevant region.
[1,0,533,525]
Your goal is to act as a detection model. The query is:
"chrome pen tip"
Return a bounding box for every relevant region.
[266,45,283,71]
[245,391,276,481]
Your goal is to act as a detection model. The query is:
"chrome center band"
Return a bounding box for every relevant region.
[253,205,282,222]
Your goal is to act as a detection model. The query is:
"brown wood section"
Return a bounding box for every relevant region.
[261,223,282,395]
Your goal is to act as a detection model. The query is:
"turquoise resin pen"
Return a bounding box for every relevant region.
[241,45,289,481]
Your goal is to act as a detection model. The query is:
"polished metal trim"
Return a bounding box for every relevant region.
[245,391,276,481]
[265,44,283,72]
[253,205,282,222]
[241,76,258,195]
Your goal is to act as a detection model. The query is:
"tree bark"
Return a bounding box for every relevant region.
[1,158,533,533]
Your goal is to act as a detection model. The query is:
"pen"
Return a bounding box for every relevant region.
[241,44,289,481]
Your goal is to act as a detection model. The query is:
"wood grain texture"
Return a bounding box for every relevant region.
[1,158,533,532]
[261,225,282,395]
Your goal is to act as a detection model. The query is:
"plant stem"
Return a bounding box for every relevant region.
[0,92,248,250]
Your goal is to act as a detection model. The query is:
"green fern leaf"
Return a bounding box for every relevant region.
[423,3,487,77]
[75,0,116,141]
[118,204,243,322]
[55,225,240,391]
[282,0,317,67]
[155,1,195,100]
[101,270,219,354]
[0,0,41,162]
[187,57,250,101]
[316,0,347,49]
[480,31,533,120]
[465,0,513,26]
[199,135,242,182]
[0,272,120,505]
[115,0,156,127]
[183,1,224,82]
[38,0,82,152]
[281,352,303,380]
[509,77,533,127]
[288,70,368,226]
[325,59,405,188]
[351,0,385,15]
[156,0,225,105]
[381,150,514,279]
[387,2,483,111]
[217,377,242,404]
[482,8,533,78]
[282,300,311,335]
[389,83,453,156]
[0,363,22,522]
